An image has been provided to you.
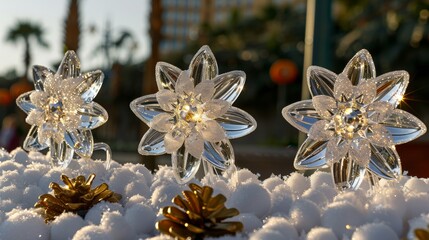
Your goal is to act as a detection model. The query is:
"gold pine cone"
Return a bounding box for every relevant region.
[35,173,122,222]
[415,226,429,240]
[156,183,243,240]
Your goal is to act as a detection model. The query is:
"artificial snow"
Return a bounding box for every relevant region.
[0,149,429,239]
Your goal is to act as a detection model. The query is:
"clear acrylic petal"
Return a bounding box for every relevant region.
[326,137,349,164]
[367,144,401,179]
[307,66,337,97]
[16,91,37,114]
[175,70,194,95]
[23,125,48,151]
[185,131,204,159]
[216,107,256,139]
[57,50,81,78]
[334,74,353,102]
[202,139,234,170]
[354,79,376,105]
[32,65,55,91]
[156,89,177,112]
[64,129,94,158]
[204,99,231,119]
[76,70,104,103]
[366,101,394,123]
[212,71,245,104]
[130,94,165,125]
[189,45,218,85]
[78,102,108,129]
[172,146,201,184]
[366,124,393,147]
[164,129,185,153]
[194,80,215,102]
[294,138,329,170]
[199,120,226,142]
[374,71,409,108]
[150,113,174,133]
[50,139,74,168]
[332,155,367,191]
[138,128,166,155]
[349,138,371,167]
[282,100,322,133]
[312,95,337,119]
[381,109,427,144]
[308,120,333,141]
[342,49,376,85]
[156,61,182,91]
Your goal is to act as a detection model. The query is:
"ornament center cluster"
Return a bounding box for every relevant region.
[175,94,204,124]
[333,105,367,139]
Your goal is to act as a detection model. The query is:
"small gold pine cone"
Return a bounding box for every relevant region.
[35,173,121,222]
[415,226,429,240]
[156,183,243,240]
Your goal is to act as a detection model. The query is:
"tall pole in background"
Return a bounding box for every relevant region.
[141,0,162,170]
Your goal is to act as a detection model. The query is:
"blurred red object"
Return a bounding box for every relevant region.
[0,89,12,106]
[270,59,298,85]
[10,80,33,100]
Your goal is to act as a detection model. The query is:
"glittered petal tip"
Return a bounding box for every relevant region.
[374,71,409,108]
[185,131,204,159]
[156,89,177,112]
[150,113,174,133]
[23,125,48,151]
[50,139,74,168]
[367,101,394,123]
[381,109,427,144]
[282,100,322,133]
[308,120,334,141]
[342,49,376,85]
[165,130,185,153]
[138,128,166,155]
[307,66,337,97]
[212,71,245,104]
[130,94,165,125]
[175,70,194,94]
[156,62,182,91]
[202,139,234,170]
[57,51,81,78]
[354,79,376,105]
[16,91,37,114]
[78,102,108,129]
[349,138,371,167]
[32,65,55,91]
[326,137,349,164]
[294,138,329,170]
[77,70,104,103]
[216,107,256,139]
[312,95,337,119]
[189,45,218,85]
[332,155,366,191]
[368,144,401,179]
[366,124,393,147]
[64,129,94,158]
[334,74,353,102]
[194,80,215,102]
[200,120,226,142]
[172,146,201,184]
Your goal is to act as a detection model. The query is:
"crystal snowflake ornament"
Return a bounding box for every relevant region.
[131,45,256,184]
[16,51,109,168]
[282,49,426,191]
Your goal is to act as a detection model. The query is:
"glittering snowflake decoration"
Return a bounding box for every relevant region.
[130,45,256,183]
[16,51,109,168]
[282,49,426,191]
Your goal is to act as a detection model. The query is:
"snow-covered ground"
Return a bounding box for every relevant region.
[0,148,429,240]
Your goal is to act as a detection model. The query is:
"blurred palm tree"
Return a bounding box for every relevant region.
[6,21,49,79]
[64,0,81,53]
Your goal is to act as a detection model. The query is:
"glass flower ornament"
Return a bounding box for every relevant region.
[16,51,109,168]
[282,49,426,191]
[131,45,256,183]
